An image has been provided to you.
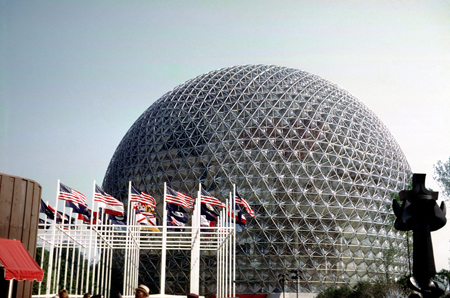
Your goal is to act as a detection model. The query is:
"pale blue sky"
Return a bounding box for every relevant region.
[1,0,450,269]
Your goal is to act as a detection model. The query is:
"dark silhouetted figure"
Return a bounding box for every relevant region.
[393,173,447,298]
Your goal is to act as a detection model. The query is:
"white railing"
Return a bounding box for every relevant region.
[34,201,236,298]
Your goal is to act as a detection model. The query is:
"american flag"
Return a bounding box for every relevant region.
[130,185,156,208]
[235,191,255,217]
[166,187,194,209]
[94,185,124,216]
[201,188,226,208]
[59,183,87,207]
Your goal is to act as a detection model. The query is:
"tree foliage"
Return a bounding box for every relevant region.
[435,269,450,288]
[33,244,125,296]
[434,157,450,199]
[33,244,92,295]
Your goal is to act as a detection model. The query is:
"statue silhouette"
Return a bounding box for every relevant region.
[393,173,447,298]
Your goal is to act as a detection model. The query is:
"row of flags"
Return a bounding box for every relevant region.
[39,181,255,232]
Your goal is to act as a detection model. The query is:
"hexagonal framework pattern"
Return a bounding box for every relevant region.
[103,65,411,294]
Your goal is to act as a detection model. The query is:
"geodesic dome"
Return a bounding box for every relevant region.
[103,64,410,294]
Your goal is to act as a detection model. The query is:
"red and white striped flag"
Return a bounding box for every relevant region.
[166,187,195,209]
[59,183,87,207]
[130,185,156,208]
[94,185,124,216]
[201,188,226,209]
[235,191,255,217]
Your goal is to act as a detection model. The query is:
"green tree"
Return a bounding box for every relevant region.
[434,157,450,199]
[435,269,450,288]
[33,243,93,295]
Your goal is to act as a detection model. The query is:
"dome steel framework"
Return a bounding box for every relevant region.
[103,65,411,294]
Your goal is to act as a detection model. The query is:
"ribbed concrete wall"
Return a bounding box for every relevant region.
[0,173,42,298]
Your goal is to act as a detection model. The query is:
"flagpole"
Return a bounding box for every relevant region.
[232,185,236,298]
[68,210,75,293]
[95,182,101,294]
[190,184,201,295]
[219,208,224,298]
[217,210,221,298]
[220,208,223,298]
[160,182,168,298]
[132,198,138,296]
[46,180,60,296]
[226,197,230,298]
[54,215,63,292]
[75,233,82,295]
[107,222,113,298]
[38,209,46,295]
[80,235,86,295]
[91,180,101,295]
[124,181,132,296]
[86,181,95,294]
[99,207,106,295]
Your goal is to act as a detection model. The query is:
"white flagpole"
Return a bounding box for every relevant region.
[68,210,76,293]
[104,216,110,298]
[190,184,201,294]
[86,181,95,294]
[218,209,222,298]
[132,204,137,296]
[229,203,232,298]
[92,180,105,293]
[107,222,113,298]
[224,206,227,298]
[160,182,168,298]
[92,181,101,295]
[225,198,229,298]
[232,185,237,297]
[55,222,63,292]
[75,236,82,295]
[124,181,132,296]
[80,238,86,295]
[219,209,224,298]
[217,212,221,298]
[99,207,106,295]
[132,192,138,295]
[38,226,45,295]
[46,180,60,296]
[62,202,68,290]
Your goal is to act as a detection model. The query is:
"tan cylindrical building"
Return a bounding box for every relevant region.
[0,173,42,298]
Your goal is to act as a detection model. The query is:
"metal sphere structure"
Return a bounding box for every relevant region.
[103,64,411,294]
